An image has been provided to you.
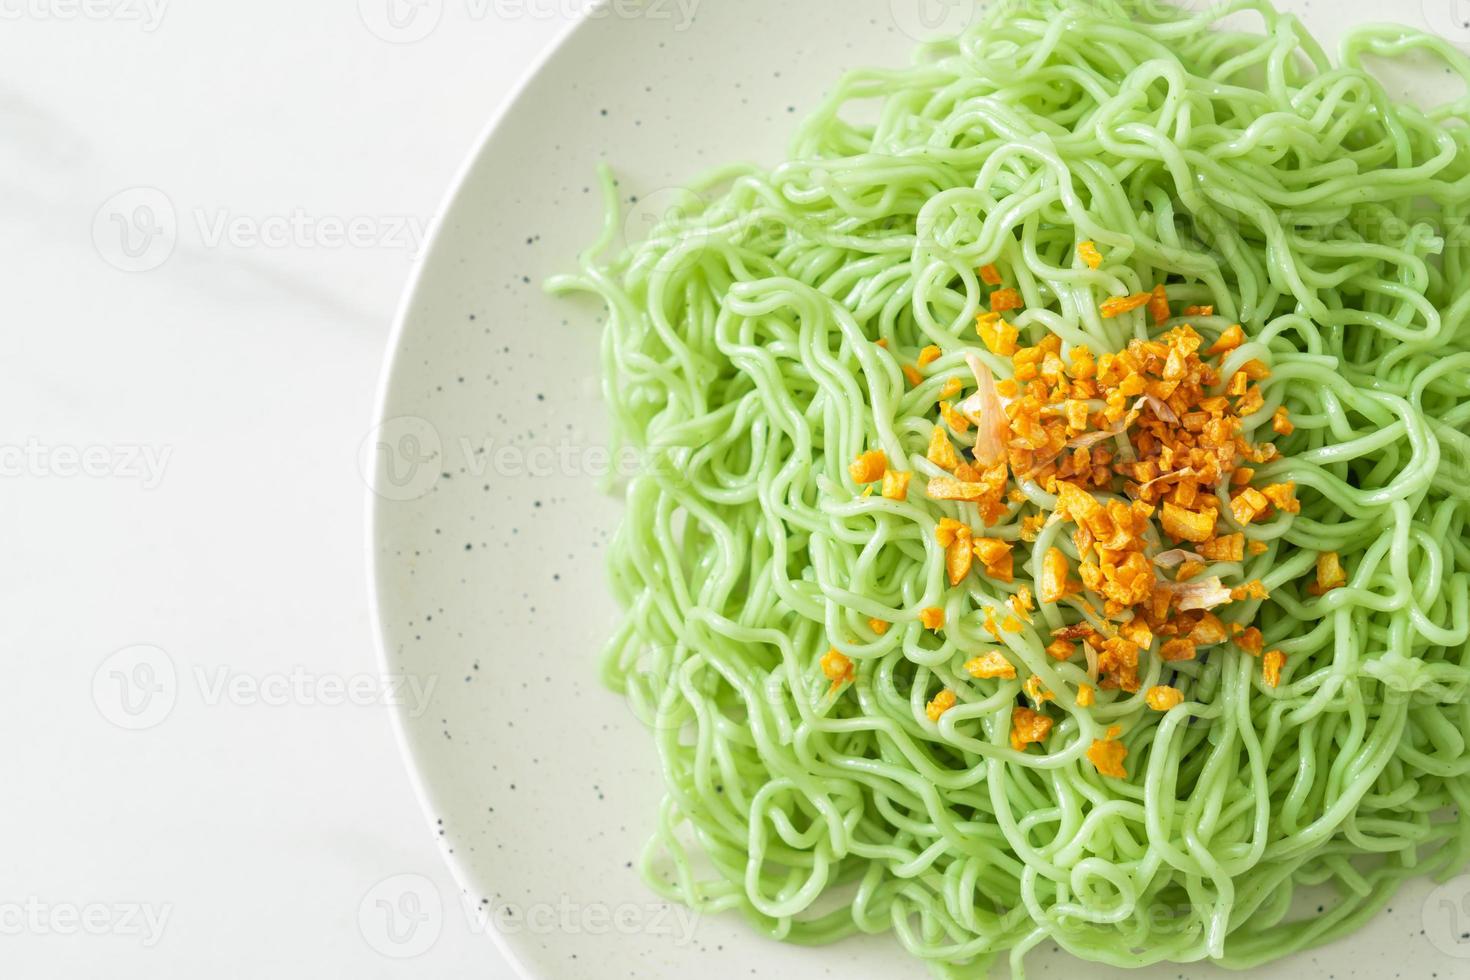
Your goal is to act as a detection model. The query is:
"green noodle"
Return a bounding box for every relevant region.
[548,0,1470,974]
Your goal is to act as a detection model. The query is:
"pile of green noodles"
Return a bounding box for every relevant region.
[549,0,1470,974]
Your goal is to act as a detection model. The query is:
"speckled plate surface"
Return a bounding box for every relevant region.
[368,1,1463,977]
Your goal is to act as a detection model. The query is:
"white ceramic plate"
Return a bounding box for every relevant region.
[368,2,1464,976]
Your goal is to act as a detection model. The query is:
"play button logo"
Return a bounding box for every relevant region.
[359,0,444,43]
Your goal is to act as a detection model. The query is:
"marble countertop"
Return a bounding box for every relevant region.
[0,3,580,975]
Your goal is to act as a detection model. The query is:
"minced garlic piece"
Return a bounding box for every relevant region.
[976,314,1019,356]
[918,345,942,369]
[1087,725,1127,778]
[1176,559,1207,582]
[1010,706,1053,750]
[820,648,854,688]
[849,450,887,484]
[1199,534,1245,562]
[927,477,983,502]
[1263,649,1286,687]
[979,263,1003,286]
[903,364,923,387]
[946,525,974,586]
[1076,683,1095,707]
[938,400,971,434]
[1148,284,1171,325]
[938,376,964,400]
[1230,487,1270,525]
[1100,292,1153,318]
[927,428,960,471]
[1077,241,1103,269]
[919,607,945,630]
[1161,502,1217,543]
[982,608,1002,640]
[1160,638,1196,662]
[1190,612,1228,646]
[1008,594,1033,624]
[972,537,1015,582]
[1207,323,1245,354]
[925,688,957,721]
[868,617,889,635]
[965,651,1016,680]
[1261,482,1299,514]
[990,287,1023,312]
[1055,480,1102,521]
[1231,580,1269,601]
[1045,638,1075,661]
[1039,547,1073,603]
[1272,406,1293,435]
[1146,685,1184,711]
[1308,551,1346,595]
[934,518,965,547]
[1119,618,1153,649]
[882,469,911,501]
[1239,359,1271,380]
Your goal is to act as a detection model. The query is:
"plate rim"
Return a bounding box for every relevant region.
[362,9,599,976]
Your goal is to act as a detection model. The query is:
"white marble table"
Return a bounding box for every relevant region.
[0,3,581,975]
